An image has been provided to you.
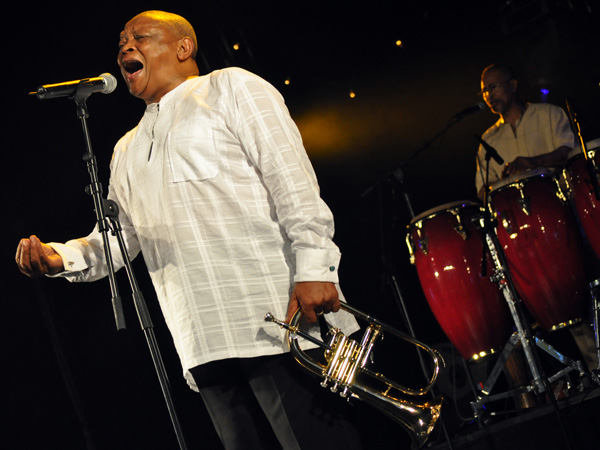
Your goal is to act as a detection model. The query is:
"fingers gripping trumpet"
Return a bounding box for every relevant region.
[264,303,444,448]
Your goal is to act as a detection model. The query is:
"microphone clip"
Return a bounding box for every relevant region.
[474,135,504,165]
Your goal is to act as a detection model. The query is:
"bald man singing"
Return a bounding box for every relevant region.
[17,11,363,450]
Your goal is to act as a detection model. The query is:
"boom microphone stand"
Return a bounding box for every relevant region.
[360,108,484,449]
[362,105,486,358]
[566,99,600,202]
[37,82,189,450]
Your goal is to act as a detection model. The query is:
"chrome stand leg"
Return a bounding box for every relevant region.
[590,279,600,378]
[470,217,587,419]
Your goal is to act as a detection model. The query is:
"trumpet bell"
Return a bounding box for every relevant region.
[350,382,442,448]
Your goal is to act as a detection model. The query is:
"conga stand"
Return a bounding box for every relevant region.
[566,99,600,376]
[469,153,582,450]
[69,92,189,450]
[591,279,600,376]
[471,210,586,412]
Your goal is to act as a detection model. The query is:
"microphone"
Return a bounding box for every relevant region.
[451,102,486,121]
[29,73,117,100]
[474,135,504,165]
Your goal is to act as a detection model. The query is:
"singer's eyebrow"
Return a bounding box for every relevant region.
[118,31,138,48]
[118,27,137,41]
[119,29,151,44]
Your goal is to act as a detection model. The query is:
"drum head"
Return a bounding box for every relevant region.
[567,138,600,160]
[489,167,557,194]
[410,200,479,225]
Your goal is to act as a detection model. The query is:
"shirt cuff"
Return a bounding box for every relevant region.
[47,242,89,276]
[294,248,340,283]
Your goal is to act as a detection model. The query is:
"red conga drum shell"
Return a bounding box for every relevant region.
[489,169,587,331]
[407,201,512,360]
[565,140,600,259]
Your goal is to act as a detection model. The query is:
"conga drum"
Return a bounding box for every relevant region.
[564,138,600,259]
[407,201,512,361]
[488,169,588,331]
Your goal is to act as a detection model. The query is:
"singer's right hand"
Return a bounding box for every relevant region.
[16,235,65,278]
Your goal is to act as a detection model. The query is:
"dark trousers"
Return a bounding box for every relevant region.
[189,351,364,450]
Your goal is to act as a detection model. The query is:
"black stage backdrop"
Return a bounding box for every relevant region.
[3,2,600,449]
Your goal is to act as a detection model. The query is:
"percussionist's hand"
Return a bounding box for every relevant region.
[286,281,340,324]
[501,156,538,178]
[15,235,64,278]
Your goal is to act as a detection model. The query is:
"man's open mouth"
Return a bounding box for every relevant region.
[122,60,144,74]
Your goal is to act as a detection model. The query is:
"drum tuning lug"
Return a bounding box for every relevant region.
[405,233,416,264]
[418,237,429,255]
[518,197,531,216]
[500,211,514,235]
[454,225,468,240]
[449,208,468,240]
[553,177,569,204]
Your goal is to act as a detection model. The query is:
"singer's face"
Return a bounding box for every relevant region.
[481,69,516,116]
[117,16,183,104]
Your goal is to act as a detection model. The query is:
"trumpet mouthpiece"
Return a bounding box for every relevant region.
[264,312,294,332]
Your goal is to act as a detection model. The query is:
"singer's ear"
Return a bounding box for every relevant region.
[509,78,518,93]
[176,37,195,62]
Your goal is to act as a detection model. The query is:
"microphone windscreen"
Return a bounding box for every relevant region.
[100,73,117,94]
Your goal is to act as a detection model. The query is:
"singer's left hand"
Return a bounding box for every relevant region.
[285,282,340,324]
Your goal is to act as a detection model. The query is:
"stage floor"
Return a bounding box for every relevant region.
[426,383,600,450]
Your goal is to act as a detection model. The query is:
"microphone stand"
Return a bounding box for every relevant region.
[361,114,466,354]
[70,88,189,450]
[566,99,600,202]
[471,146,582,450]
[360,112,475,450]
[75,97,126,331]
[361,110,480,321]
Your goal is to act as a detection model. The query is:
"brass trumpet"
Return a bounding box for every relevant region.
[264,303,444,448]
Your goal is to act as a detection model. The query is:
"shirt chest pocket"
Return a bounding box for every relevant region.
[166,121,219,183]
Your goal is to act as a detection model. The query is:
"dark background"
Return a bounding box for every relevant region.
[3,1,600,449]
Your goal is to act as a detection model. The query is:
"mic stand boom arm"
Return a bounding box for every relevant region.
[358,109,471,450]
[388,110,474,213]
[565,98,600,202]
[72,92,188,450]
[359,110,474,378]
[362,110,466,211]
